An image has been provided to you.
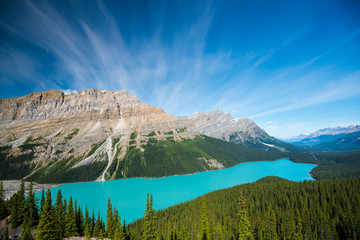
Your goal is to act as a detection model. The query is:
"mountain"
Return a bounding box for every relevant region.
[185,109,301,152]
[288,125,360,151]
[0,89,296,183]
[312,131,360,151]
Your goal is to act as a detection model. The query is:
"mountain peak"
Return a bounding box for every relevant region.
[288,125,360,142]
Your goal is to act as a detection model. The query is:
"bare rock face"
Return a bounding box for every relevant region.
[185,109,272,145]
[0,89,174,123]
[0,89,177,144]
[0,89,286,183]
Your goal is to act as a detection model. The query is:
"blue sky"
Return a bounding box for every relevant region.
[0,0,359,139]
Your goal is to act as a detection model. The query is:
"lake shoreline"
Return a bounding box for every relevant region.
[39,158,316,223]
[2,180,63,200]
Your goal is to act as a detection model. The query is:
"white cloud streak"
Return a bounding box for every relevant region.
[62,89,79,95]
[0,1,221,113]
[248,71,360,119]
[0,1,359,121]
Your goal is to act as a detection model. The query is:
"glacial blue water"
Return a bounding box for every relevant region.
[36,159,316,222]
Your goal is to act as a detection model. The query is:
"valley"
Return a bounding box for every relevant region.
[1,0,360,239]
[0,90,359,240]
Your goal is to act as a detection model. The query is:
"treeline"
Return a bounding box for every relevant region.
[2,177,359,239]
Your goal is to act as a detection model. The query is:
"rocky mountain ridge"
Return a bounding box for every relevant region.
[287,125,360,151]
[0,89,295,183]
[287,125,360,143]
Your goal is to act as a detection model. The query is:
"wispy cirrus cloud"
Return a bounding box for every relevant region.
[248,71,360,119]
[0,0,359,139]
[0,0,234,115]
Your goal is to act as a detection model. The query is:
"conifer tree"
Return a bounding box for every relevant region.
[113,208,121,239]
[10,202,18,228]
[36,189,57,240]
[84,205,91,237]
[214,223,225,240]
[283,212,295,239]
[122,219,127,240]
[114,218,126,240]
[4,226,9,240]
[0,181,8,219]
[91,209,95,236]
[22,217,34,240]
[10,179,26,228]
[19,179,26,215]
[143,193,157,240]
[294,210,303,240]
[76,205,84,235]
[63,198,67,215]
[199,196,210,240]
[107,198,115,238]
[263,205,278,240]
[80,206,84,235]
[25,181,39,227]
[93,211,102,237]
[99,216,106,238]
[55,189,64,238]
[64,196,78,237]
[238,193,253,240]
[40,190,45,213]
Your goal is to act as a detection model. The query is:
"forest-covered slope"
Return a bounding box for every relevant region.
[107,135,290,179]
[129,176,360,240]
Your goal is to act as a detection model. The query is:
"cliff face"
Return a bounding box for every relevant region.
[0,89,177,150]
[186,109,268,142]
[0,89,174,123]
[0,89,290,183]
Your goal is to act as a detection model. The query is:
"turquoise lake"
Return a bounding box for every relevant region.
[37,159,316,222]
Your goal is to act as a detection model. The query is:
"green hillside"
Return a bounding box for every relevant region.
[107,135,287,179]
[1,135,287,183]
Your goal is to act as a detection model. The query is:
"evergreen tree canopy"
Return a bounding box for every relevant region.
[55,189,65,238]
[64,196,78,237]
[142,193,157,240]
[36,190,57,240]
[238,193,253,240]
[0,181,8,219]
[10,179,26,228]
[199,196,210,240]
[25,181,39,227]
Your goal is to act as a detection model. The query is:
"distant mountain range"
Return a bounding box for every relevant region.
[0,89,298,183]
[287,125,360,151]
